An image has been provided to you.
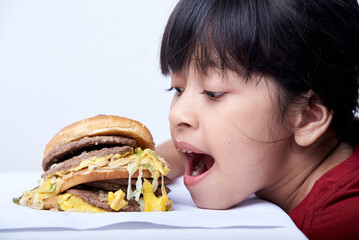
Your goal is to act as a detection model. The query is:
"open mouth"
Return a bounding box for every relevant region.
[185,152,215,177]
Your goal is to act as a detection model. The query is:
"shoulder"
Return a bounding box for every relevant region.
[291,146,359,239]
[310,191,359,240]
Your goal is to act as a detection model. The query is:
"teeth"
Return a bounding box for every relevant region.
[177,148,193,154]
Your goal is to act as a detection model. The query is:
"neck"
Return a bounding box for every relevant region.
[257,138,354,213]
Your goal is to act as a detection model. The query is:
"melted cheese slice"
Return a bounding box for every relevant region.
[57,193,105,213]
[143,178,170,212]
[108,189,127,211]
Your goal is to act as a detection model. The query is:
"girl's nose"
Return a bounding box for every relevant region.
[169,90,199,130]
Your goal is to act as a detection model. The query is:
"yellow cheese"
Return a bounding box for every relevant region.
[108,189,127,211]
[143,179,169,212]
[24,148,172,212]
[135,148,171,176]
[57,193,105,213]
[37,177,58,199]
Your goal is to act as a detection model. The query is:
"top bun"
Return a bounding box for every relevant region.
[44,115,155,157]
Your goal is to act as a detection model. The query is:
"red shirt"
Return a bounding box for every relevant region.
[290,146,359,240]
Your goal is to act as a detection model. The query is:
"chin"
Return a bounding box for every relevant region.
[188,188,236,210]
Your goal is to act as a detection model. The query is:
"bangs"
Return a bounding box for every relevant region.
[160,0,264,79]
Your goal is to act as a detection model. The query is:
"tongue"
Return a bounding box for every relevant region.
[192,159,206,176]
[191,155,214,176]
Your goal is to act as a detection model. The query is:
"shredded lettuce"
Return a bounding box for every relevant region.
[126,162,138,200]
[134,168,143,202]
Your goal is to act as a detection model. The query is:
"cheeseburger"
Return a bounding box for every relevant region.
[15,115,172,212]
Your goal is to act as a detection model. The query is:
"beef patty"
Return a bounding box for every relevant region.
[41,146,133,178]
[66,188,140,212]
[42,136,138,171]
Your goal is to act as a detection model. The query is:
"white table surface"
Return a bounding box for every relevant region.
[0,172,307,240]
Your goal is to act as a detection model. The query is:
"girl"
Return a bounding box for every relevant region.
[156,0,359,239]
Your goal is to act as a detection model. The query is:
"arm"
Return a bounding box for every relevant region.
[156,140,185,181]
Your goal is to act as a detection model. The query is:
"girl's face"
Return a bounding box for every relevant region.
[169,62,293,209]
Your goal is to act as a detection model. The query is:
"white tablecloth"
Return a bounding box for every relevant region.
[0,172,307,240]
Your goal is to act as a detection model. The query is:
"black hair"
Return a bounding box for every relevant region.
[160,0,359,144]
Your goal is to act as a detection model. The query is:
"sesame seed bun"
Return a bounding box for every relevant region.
[43,115,155,158]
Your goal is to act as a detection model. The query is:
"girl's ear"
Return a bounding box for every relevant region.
[293,95,333,147]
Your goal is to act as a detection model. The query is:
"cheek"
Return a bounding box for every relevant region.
[214,118,286,177]
[226,102,285,144]
[224,84,284,143]
[206,117,287,188]
[219,128,289,180]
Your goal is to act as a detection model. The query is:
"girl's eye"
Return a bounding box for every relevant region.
[201,90,224,100]
[167,87,184,95]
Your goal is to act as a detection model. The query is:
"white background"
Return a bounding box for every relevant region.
[0,0,178,172]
